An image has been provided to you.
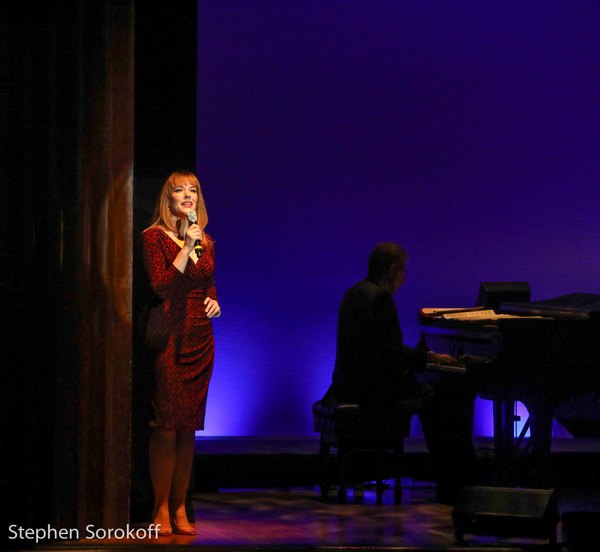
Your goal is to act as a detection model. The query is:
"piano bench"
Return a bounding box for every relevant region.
[312,397,412,504]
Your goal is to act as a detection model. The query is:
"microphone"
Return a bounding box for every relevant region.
[186,211,202,257]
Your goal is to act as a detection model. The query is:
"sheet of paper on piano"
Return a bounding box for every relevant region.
[420,307,483,316]
[420,307,543,320]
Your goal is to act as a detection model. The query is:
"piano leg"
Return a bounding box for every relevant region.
[504,400,515,456]
[493,400,503,456]
[528,401,554,465]
[500,399,554,486]
[493,398,517,461]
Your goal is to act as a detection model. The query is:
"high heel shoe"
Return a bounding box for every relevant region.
[171,518,197,536]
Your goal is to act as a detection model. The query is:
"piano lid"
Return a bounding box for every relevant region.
[500,292,600,318]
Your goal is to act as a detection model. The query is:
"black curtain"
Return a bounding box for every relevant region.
[2,0,134,543]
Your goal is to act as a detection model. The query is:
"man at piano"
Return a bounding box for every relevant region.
[324,242,477,502]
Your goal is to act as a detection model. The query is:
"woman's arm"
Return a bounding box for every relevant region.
[142,230,188,300]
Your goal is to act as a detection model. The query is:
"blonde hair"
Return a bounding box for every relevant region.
[145,171,213,248]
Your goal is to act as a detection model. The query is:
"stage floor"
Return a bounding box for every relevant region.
[30,437,600,551]
[38,484,600,551]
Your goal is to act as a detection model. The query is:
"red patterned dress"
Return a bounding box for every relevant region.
[141,226,217,431]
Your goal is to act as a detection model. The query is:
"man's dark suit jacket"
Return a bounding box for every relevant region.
[328,277,427,408]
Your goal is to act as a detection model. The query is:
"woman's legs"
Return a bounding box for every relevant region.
[149,428,177,533]
[149,428,197,533]
[169,430,196,531]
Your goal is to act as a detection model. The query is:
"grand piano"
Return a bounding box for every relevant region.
[419,285,600,469]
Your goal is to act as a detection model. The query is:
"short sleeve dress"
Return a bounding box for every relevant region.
[141,226,217,431]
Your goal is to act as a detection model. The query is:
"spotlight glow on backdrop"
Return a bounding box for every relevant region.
[196,0,600,437]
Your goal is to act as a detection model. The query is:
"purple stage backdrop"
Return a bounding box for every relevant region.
[196,0,600,437]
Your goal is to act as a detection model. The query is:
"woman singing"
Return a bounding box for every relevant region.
[141,171,220,536]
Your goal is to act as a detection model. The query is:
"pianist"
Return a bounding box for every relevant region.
[323,242,476,502]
